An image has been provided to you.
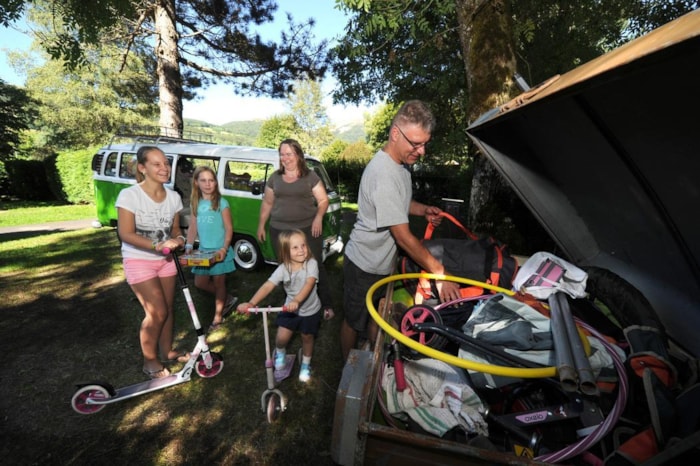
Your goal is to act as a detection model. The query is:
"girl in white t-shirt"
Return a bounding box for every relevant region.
[115,146,187,379]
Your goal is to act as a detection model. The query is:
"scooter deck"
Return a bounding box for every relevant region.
[273,354,296,383]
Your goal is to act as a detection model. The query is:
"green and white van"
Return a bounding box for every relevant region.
[91,132,344,271]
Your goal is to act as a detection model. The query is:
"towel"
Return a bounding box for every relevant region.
[381,357,489,437]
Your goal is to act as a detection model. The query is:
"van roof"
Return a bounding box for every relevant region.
[100,141,320,162]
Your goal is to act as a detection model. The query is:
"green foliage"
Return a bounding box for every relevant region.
[0,79,39,161]
[339,140,373,162]
[364,102,397,152]
[55,146,99,204]
[3,144,96,204]
[332,0,697,158]
[0,0,26,26]
[14,39,158,150]
[321,141,373,202]
[283,79,335,156]
[332,1,471,165]
[319,139,349,162]
[254,115,301,149]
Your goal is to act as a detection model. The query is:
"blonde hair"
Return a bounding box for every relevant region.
[277,229,313,269]
[190,166,221,213]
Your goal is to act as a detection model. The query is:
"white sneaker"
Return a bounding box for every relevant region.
[274,351,286,371]
[299,363,311,382]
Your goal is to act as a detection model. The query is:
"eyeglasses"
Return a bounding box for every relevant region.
[395,125,430,150]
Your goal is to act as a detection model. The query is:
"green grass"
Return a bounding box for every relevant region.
[0,200,95,227]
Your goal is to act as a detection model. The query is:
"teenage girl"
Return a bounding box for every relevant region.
[115,146,188,379]
[237,229,321,382]
[185,166,237,333]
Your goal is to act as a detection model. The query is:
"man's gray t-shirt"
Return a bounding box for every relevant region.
[345,150,412,275]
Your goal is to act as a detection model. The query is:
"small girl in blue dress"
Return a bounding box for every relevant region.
[185,166,237,332]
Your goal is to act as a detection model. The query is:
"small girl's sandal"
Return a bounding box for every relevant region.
[143,366,171,379]
[208,321,222,333]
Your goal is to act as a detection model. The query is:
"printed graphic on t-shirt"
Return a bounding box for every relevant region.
[134,205,174,241]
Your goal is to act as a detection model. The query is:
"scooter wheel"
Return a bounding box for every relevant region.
[195,352,224,378]
[265,393,282,423]
[400,304,446,349]
[71,384,110,415]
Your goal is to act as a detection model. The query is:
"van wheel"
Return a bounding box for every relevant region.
[233,235,263,271]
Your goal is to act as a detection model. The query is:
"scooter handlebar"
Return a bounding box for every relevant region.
[162,247,172,255]
[247,306,288,313]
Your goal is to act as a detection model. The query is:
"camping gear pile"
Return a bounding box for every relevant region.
[381,228,700,464]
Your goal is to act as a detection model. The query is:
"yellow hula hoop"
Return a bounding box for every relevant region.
[366,273,557,378]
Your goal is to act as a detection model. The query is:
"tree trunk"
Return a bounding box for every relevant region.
[154,0,183,138]
[455,0,520,236]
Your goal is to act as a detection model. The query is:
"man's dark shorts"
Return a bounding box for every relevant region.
[276,309,322,337]
[343,258,388,332]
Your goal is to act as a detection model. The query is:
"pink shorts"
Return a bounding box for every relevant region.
[123,258,176,285]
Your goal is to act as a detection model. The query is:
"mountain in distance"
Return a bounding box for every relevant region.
[184,118,365,147]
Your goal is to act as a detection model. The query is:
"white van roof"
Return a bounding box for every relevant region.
[101,136,320,162]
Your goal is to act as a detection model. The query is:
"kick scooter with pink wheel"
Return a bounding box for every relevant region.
[246,306,297,423]
[70,248,224,414]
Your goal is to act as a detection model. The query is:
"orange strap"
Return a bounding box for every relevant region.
[629,354,676,387]
[424,211,478,240]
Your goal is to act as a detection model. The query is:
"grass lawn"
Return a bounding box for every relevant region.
[0,200,96,227]
[0,208,352,465]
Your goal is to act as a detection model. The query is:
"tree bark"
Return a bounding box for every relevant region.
[455,0,519,234]
[154,0,183,138]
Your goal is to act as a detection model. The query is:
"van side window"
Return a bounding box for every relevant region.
[224,161,271,194]
[174,156,196,206]
[120,153,137,179]
[307,159,336,193]
[104,152,118,176]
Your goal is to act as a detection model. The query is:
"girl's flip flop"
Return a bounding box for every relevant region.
[143,366,171,379]
[162,351,191,364]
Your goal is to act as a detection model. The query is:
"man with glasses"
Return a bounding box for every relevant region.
[340,100,461,362]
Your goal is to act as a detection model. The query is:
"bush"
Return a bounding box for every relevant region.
[4,158,55,201]
[412,163,473,211]
[55,146,99,204]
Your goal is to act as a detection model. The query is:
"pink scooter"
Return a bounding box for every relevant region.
[245,306,297,423]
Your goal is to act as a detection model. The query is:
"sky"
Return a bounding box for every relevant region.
[0,0,375,126]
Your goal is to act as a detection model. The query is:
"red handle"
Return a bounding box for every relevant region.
[392,342,407,391]
[162,247,171,255]
[394,358,407,391]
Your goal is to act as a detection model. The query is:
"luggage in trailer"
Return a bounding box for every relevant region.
[331,9,700,466]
